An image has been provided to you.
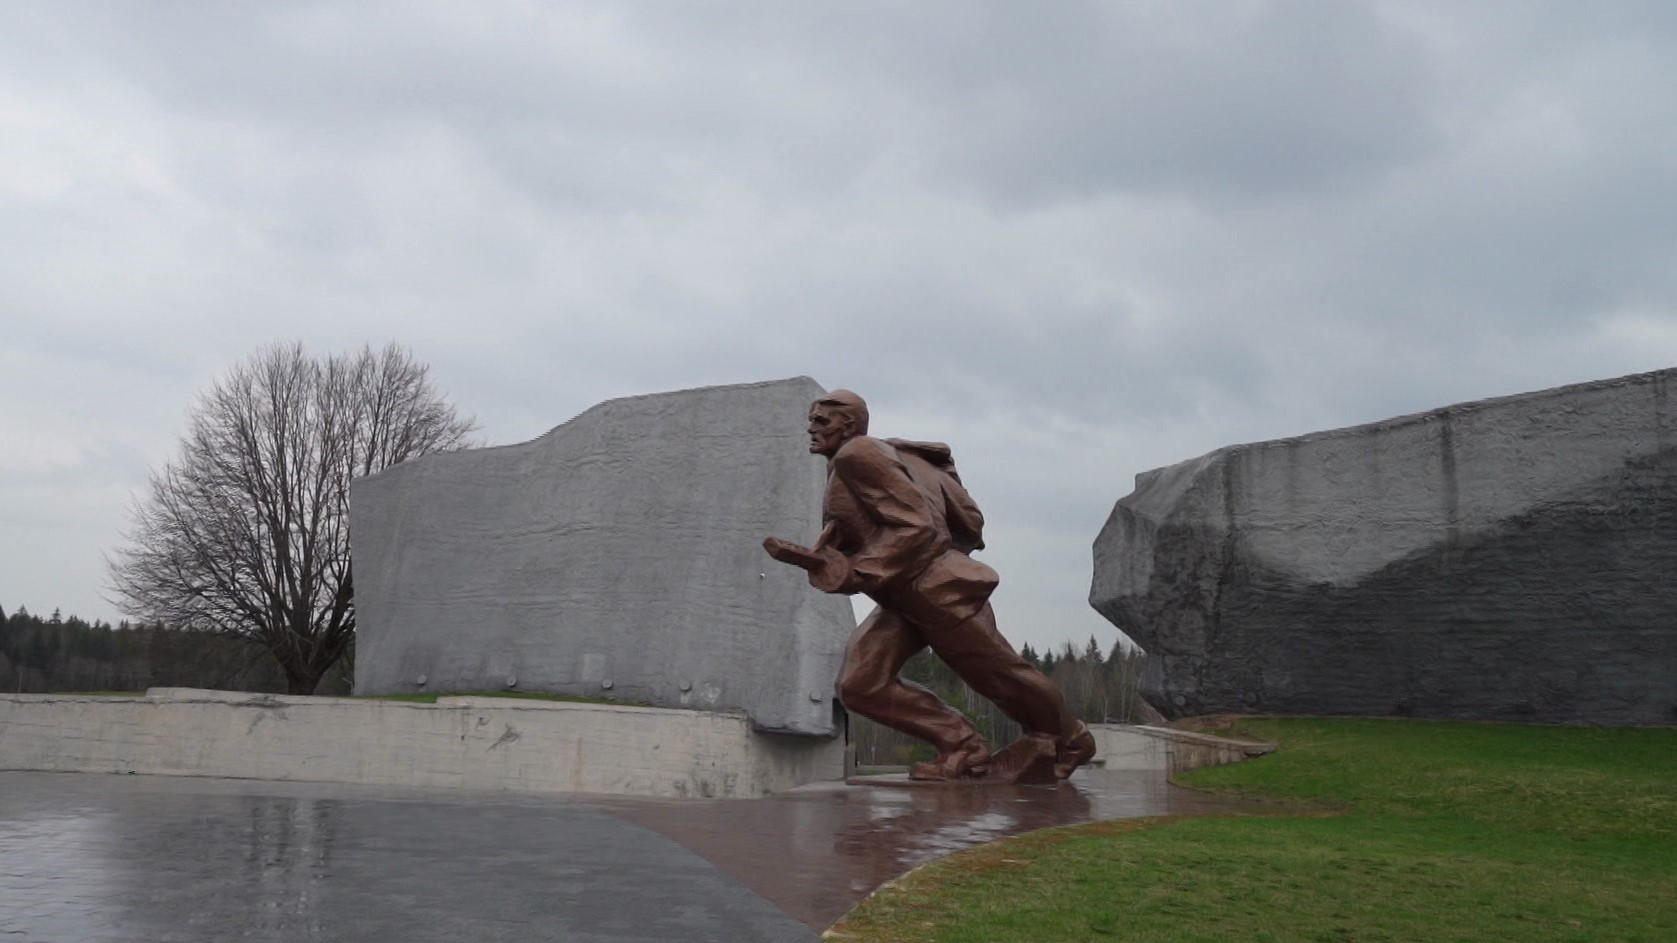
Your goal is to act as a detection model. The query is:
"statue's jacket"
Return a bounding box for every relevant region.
[823,435,999,631]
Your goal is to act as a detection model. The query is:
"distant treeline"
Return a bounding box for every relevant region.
[0,605,351,696]
[850,637,1154,768]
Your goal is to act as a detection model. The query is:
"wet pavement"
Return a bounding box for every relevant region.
[591,769,1256,929]
[0,768,1255,941]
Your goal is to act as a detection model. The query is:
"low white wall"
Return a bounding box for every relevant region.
[0,689,843,799]
[1090,724,1275,774]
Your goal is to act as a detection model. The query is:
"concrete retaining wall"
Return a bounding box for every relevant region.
[351,377,854,737]
[1089,724,1275,774]
[0,689,843,799]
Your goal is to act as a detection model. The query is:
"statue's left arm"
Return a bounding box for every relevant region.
[940,471,986,553]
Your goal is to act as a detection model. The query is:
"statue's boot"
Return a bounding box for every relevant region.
[909,735,991,781]
[1054,722,1097,780]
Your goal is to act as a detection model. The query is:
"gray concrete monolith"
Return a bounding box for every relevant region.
[350,377,853,736]
[1091,367,1677,725]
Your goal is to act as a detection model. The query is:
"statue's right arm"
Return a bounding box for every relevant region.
[830,440,940,593]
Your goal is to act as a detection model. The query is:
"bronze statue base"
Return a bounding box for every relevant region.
[844,773,1068,789]
[847,734,1065,787]
[982,734,1061,784]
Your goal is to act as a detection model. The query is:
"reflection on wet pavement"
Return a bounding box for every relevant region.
[0,772,818,943]
[589,768,1262,929]
[0,768,1261,939]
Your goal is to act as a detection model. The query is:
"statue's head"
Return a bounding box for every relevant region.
[808,389,869,456]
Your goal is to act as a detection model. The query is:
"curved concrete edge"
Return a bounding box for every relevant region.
[1090,723,1276,775]
[0,689,843,799]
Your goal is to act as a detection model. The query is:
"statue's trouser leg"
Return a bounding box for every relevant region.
[922,603,1080,741]
[837,605,980,753]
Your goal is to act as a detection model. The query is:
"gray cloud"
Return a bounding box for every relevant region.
[4,1,1676,655]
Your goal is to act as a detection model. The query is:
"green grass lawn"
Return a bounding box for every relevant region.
[828,717,1677,943]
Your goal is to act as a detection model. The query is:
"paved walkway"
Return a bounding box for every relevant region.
[0,769,1253,941]
[594,769,1253,928]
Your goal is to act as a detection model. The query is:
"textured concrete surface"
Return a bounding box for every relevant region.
[351,377,853,736]
[1092,367,1677,724]
[0,689,841,798]
[0,767,1263,938]
[0,772,817,942]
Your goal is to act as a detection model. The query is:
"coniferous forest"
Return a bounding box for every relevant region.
[0,604,351,696]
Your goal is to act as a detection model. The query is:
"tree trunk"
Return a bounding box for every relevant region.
[282,660,322,696]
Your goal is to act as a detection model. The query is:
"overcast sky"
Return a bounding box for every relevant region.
[4,1,1676,656]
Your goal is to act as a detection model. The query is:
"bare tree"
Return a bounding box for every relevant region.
[109,343,475,694]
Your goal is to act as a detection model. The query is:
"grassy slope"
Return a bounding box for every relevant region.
[829,718,1677,943]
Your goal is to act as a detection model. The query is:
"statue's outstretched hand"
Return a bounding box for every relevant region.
[762,537,851,593]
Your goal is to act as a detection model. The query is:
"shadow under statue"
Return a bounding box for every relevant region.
[764,390,1096,784]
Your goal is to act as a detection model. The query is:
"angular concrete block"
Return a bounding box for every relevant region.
[351,377,853,736]
[1092,368,1677,725]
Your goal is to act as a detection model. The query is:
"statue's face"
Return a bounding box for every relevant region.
[807,404,854,456]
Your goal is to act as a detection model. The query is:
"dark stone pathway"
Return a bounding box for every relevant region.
[589,768,1254,929]
[0,769,1253,940]
[0,772,814,942]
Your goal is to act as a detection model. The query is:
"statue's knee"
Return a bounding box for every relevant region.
[836,675,867,708]
[837,672,883,711]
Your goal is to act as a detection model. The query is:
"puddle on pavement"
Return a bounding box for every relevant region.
[0,768,1272,936]
[586,768,1269,930]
